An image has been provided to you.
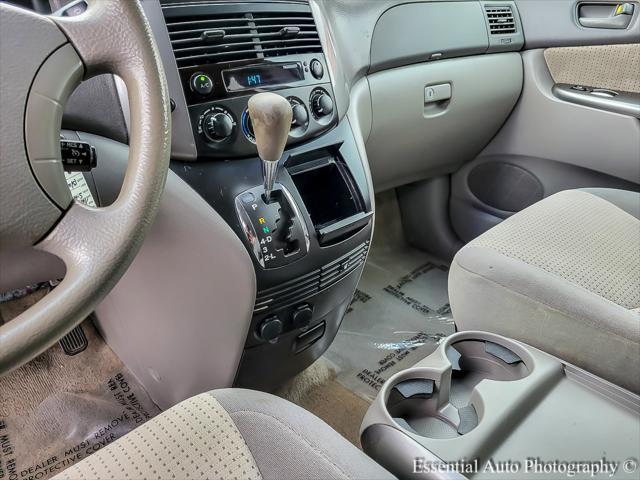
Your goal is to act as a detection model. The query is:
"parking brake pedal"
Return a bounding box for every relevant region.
[59,325,88,356]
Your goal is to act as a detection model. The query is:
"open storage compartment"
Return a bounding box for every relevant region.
[287,149,372,245]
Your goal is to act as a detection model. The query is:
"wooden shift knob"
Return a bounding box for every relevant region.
[248,92,292,162]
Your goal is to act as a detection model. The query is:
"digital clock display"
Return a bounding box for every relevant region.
[222,63,304,92]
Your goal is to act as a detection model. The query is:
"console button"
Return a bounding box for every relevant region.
[240,192,256,204]
[291,304,313,330]
[259,316,283,342]
[190,72,214,95]
[310,59,324,79]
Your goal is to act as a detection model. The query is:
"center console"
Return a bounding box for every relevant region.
[360,331,640,479]
[158,1,373,390]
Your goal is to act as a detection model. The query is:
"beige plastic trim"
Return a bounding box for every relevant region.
[361,331,640,475]
[365,53,523,192]
[94,167,257,409]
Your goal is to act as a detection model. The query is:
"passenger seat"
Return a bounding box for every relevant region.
[449,188,640,393]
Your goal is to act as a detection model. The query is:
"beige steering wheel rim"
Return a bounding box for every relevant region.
[0,0,171,374]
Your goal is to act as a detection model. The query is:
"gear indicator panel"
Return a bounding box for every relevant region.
[235,185,309,269]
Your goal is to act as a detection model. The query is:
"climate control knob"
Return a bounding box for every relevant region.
[203,112,233,142]
[291,104,308,127]
[310,90,334,120]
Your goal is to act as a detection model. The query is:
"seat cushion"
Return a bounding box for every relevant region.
[53,389,394,480]
[449,189,640,392]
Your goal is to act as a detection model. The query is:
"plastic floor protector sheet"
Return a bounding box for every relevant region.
[0,319,160,480]
[323,192,456,402]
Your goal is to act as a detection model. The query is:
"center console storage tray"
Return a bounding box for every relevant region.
[361,331,640,479]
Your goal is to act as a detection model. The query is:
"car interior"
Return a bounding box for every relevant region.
[0,0,639,479]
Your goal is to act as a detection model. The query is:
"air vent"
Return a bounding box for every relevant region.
[252,11,322,59]
[484,5,517,35]
[254,242,369,314]
[163,8,322,69]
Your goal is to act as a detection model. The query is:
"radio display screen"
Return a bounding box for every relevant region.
[222,63,304,92]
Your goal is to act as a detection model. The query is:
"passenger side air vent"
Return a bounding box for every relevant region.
[484,5,517,35]
[163,7,322,69]
[254,242,369,314]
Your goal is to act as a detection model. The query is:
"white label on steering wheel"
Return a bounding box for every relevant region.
[64,171,96,207]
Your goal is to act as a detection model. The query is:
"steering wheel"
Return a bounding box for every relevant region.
[0,1,171,374]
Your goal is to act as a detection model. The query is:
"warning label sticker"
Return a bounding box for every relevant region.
[324,260,455,401]
[1,371,158,480]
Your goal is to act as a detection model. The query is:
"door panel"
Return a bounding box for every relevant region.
[480,49,640,182]
[450,47,640,243]
[514,0,640,48]
[447,1,640,245]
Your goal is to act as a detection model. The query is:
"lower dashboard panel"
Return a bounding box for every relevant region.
[235,268,361,390]
[172,119,373,391]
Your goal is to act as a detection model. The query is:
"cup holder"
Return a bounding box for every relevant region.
[386,339,530,439]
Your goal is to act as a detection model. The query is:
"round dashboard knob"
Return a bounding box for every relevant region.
[312,92,333,117]
[291,104,308,127]
[203,112,233,142]
[190,72,214,96]
[310,59,324,80]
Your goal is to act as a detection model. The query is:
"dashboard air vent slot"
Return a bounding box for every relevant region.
[484,5,516,35]
[252,11,322,58]
[254,241,369,314]
[165,13,258,68]
[163,8,322,69]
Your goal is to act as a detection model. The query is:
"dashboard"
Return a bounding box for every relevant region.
[145,0,372,391]
[161,1,338,158]
[11,0,540,403]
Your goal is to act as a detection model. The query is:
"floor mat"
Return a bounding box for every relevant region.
[276,358,369,448]
[323,191,456,402]
[0,311,160,480]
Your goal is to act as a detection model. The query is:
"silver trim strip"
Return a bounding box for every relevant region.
[552,83,640,118]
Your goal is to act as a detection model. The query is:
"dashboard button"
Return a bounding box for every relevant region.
[190,72,214,96]
[310,59,324,79]
[259,316,283,342]
[291,304,313,330]
[240,192,256,204]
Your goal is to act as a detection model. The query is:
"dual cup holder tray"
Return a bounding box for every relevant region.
[360,331,640,479]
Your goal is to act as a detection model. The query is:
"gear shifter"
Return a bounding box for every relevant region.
[248,92,292,202]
